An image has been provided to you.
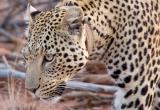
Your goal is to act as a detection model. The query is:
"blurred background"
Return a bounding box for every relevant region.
[0,0,113,110]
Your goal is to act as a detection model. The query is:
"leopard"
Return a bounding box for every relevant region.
[22,0,160,110]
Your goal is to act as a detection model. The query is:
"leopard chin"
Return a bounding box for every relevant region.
[34,81,66,101]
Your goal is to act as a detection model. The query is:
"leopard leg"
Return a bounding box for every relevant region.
[112,84,156,110]
[108,67,158,110]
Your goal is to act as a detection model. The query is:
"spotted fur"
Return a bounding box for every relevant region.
[23,0,160,109]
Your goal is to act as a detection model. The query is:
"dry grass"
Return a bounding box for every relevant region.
[0,77,75,110]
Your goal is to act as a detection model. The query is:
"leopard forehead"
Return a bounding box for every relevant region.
[25,8,69,54]
[32,8,66,29]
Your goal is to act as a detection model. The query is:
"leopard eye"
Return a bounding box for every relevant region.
[23,55,28,60]
[44,54,55,62]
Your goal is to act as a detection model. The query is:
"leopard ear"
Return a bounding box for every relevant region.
[24,4,40,23]
[61,6,83,36]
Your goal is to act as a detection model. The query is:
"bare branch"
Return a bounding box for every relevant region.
[66,81,118,94]
[0,63,119,94]
[75,74,114,85]
[0,28,14,41]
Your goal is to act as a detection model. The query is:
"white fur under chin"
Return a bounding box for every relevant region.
[28,90,62,104]
[112,88,126,110]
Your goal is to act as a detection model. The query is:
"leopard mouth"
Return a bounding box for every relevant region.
[40,81,66,100]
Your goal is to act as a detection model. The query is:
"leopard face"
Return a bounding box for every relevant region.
[22,5,88,100]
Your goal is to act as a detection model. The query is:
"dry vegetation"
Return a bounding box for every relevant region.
[0,0,113,110]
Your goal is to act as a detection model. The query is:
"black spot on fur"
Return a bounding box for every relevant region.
[124,90,133,98]
[124,75,131,83]
[141,85,148,96]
